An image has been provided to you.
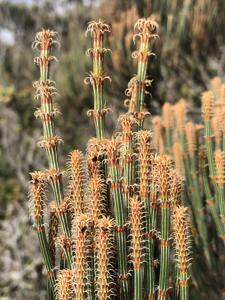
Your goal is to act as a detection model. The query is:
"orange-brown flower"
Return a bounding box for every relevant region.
[57,269,73,300]
[95,216,115,300]
[129,196,144,270]
[29,171,46,224]
[66,150,86,215]
[201,91,214,121]
[173,99,186,134]
[172,206,192,274]
[214,150,225,187]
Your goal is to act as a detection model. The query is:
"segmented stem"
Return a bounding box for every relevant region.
[95,217,115,300]
[137,130,155,299]
[172,206,192,300]
[130,196,144,300]
[107,139,129,299]
[29,172,56,295]
[33,30,72,267]
[86,21,110,139]
[155,156,172,300]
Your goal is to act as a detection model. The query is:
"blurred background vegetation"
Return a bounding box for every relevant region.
[0,0,224,298]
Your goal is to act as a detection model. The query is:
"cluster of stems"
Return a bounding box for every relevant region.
[153,77,225,297]
[29,19,193,300]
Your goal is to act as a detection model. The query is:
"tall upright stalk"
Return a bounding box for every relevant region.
[130,196,144,300]
[138,130,155,299]
[127,18,158,130]
[29,172,56,296]
[33,30,73,267]
[85,21,110,139]
[172,206,192,300]
[107,139,129,299]
[156,156,172,300]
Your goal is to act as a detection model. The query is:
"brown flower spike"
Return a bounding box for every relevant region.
[95,216,115,300]
[57,269,73,300]
[172,206,192,277]
[129,196,144,270]
[48,201,59,265]
[173,99,186,135]
[214,150,225,187]
[29,171,46,226]
[201,91,214,121]
[138,130,153,200]
[72,214,93,299]
[66,150,86,215]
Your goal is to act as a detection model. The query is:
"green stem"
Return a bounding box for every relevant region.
[134,268,142,300]
[189,155,209,262]
[144,198,155,299]
[179,272,189,300]
[37,45,73,268]
[108,164,129,299]
[201,167,225,241]
[165,127,173,154]
[37,229,56,296]
[204,121,215,177]
[216,186,225,233]
[158,204,170,300]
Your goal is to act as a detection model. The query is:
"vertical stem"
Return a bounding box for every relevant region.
[158,204,170,300]
[107,140,129,299]
[201,165,225,242]
[179,272,189,300]
[134,269,142,300]
[86,21,110,139]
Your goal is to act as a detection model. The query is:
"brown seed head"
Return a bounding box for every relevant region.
[212,113,223,145]
[87,138,107,177]
[198,146,207,170]
[201,91,214,121]
[170,170,183,208]
[29,171,46,223]
[129,196,143,270]
[119,113,136,137]
[89,175,106,220]
[185,122,197,156]
[162,102,173,129]
[138,131,152,199]
[172,206,192,274]
[219,84,225,103]
[214,150,225,187]
[172,142,184,175]
[48,201,59,265]
[72,214,93,299]
[210,76,222,97]
[95,216,115,300]
[66,150,86,215]
[152,116,164,154]
[154,155,172,200]
[57,269,73,300]
[173,99,186,134]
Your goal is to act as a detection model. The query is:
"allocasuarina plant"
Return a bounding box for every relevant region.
[29,18,193,300]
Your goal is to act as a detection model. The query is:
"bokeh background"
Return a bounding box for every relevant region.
[0,0,224,298]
